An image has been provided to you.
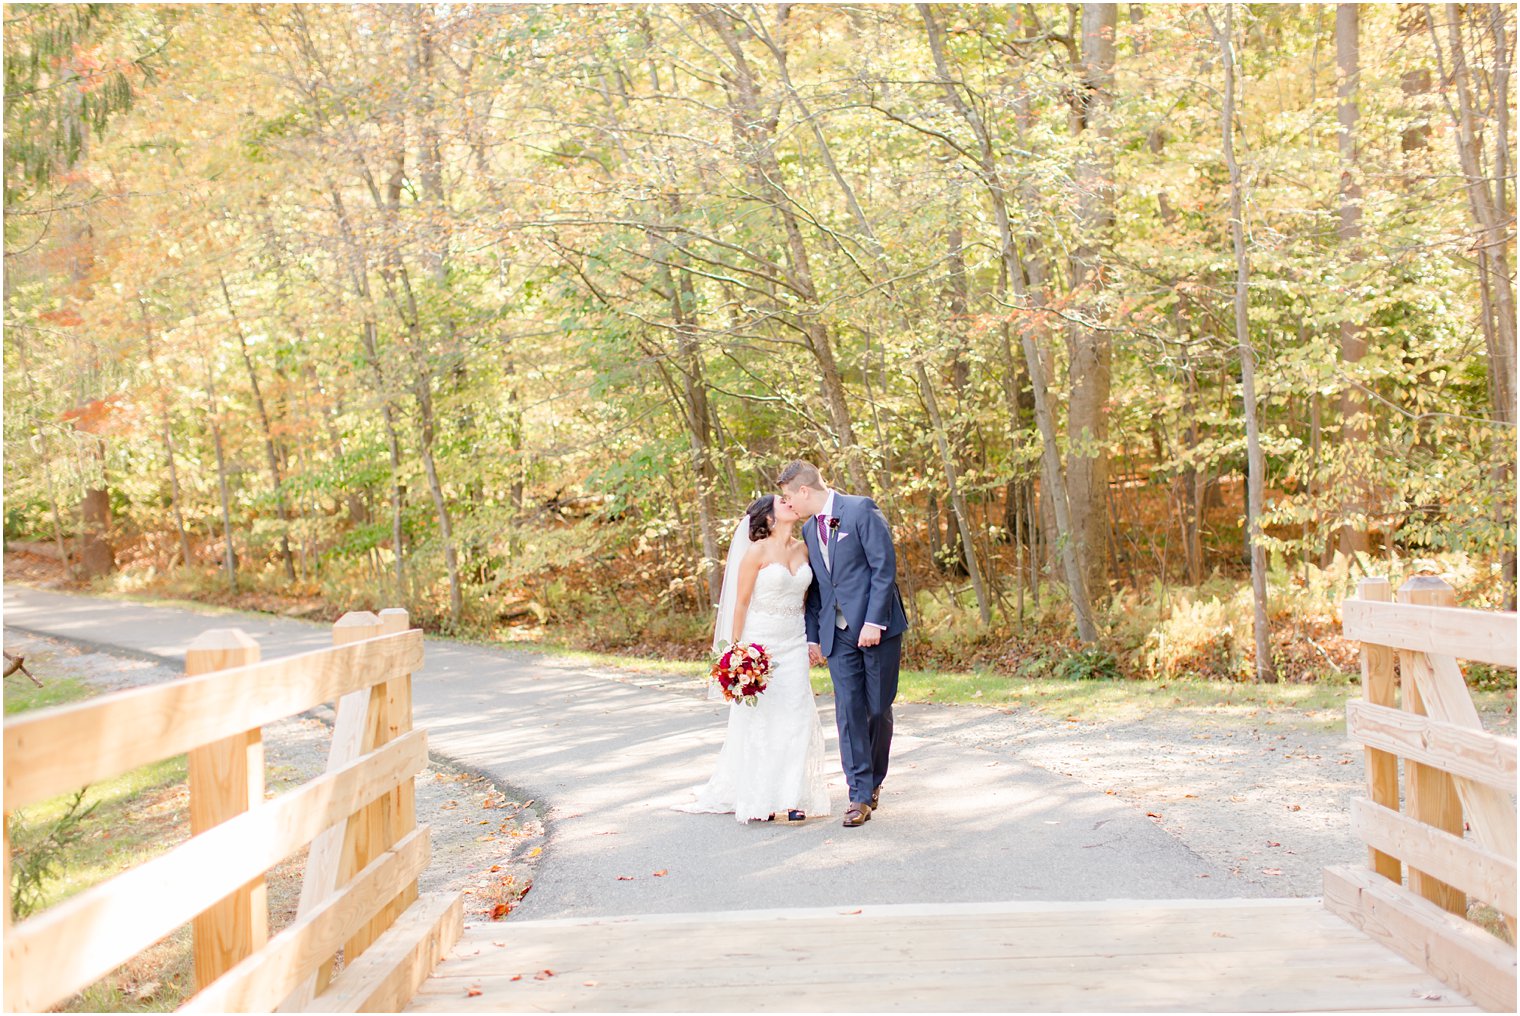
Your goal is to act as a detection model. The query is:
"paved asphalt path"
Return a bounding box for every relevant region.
[3,585,1266,919]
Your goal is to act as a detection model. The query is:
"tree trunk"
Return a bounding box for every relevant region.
[217,268,297,581]
[138,301,193,573]
[11,329,75,575]
[1430,3,1517,607]
[700,9,870,494]
[1212,5,1277,683]
[919,3,1097,641]
[663,214,722,608]
[1066,3,1117,598]
[203,352,238,592]
[327,184,408,605]
[1336,4,1370,558]
[916,361,991,624]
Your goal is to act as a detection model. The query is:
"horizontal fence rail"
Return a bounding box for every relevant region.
[1326,575,1518,1013]
[2,609,461,1013]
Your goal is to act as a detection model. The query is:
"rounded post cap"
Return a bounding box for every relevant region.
[333,610,382,629]
[186,628,260,653]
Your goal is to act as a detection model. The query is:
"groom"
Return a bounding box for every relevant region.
[777,460,908,828]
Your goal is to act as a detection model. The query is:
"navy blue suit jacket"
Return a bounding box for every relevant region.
[803,493,909,657]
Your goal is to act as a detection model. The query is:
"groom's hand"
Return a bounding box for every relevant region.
[858,624,882,648]
[808,643,825,666]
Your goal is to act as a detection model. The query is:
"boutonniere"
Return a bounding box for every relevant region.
[827,517,841,534]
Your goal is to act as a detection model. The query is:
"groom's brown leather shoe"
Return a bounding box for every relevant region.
[842,802,872,827]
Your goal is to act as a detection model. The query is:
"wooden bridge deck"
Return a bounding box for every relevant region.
[405,898,1481,1012]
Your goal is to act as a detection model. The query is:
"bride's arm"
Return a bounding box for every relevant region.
[730,548,764,644]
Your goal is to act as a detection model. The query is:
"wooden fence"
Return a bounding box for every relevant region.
[1326,575,1518,1012]
[2,609,462,1012]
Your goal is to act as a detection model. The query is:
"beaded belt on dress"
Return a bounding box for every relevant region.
[754,603,804,618]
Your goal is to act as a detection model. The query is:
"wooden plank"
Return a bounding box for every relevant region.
[338,611,419,975]
[309,891,463,1013]
[1422,653,1519,937]
[182,826,432,1014]
[410,931,1467,1013]
[3,629,423,810]
[2,729,427,1014]
[1342,599,1518,669]
[372,609,419,946]
[1345,701,1516,789]
[1356,577,1403,883]
[287,611,384,1009]
[1402,650,1468,915]
[1324,864,1517,1013]
[184,629,268,990]
[1352,798,1517,916]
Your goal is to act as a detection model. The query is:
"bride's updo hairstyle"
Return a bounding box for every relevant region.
[746,495,776,542]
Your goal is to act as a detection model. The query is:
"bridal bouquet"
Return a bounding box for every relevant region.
[710,642,771,706]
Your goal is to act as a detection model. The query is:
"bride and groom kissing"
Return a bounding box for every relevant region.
[673,460,909,828]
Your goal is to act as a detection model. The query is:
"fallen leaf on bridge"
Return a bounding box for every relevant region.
[509,974,522,982]
[840,908,862,915]
[535,969,555,980]
[466,985,483,997]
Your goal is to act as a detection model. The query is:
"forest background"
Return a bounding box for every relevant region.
[4,3,1515,688]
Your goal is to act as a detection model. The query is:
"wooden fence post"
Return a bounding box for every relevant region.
[1356,577,1401,884]
[1397,575,1466,917]
[185,628,267,989]
[377,607,419,918]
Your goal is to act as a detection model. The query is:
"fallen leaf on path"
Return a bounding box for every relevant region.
[490,864,501,872]
[616,875,635,881]
[1145,811,1162,819]
[1266,841,1280,847]
[529,847,542,856]
[466,985,483,997]
[493,941,507,947]
[840,908,862,915]
[652,869,668,877]
[534,969,555,980]
[491,903,511,919]
[1287,804,1301,811]
[1211,931,1231,938]
[583,981,599,987]
[1261,868,1284,876]
[509,974,522,982]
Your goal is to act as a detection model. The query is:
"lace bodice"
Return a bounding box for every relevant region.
[749,562,812,619]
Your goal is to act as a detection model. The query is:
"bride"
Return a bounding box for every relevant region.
[672,494,832,823]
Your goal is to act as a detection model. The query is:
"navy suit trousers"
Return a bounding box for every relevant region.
[828,629,902,806]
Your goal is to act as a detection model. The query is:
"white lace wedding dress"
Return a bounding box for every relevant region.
[673,562,832,822]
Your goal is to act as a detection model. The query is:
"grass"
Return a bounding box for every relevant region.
[5,651,198,1011]
[3,672,93,715]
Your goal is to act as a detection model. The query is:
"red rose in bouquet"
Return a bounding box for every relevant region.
[709,642,771,706]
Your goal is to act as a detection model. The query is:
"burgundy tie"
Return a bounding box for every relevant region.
[817,514,828,545]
